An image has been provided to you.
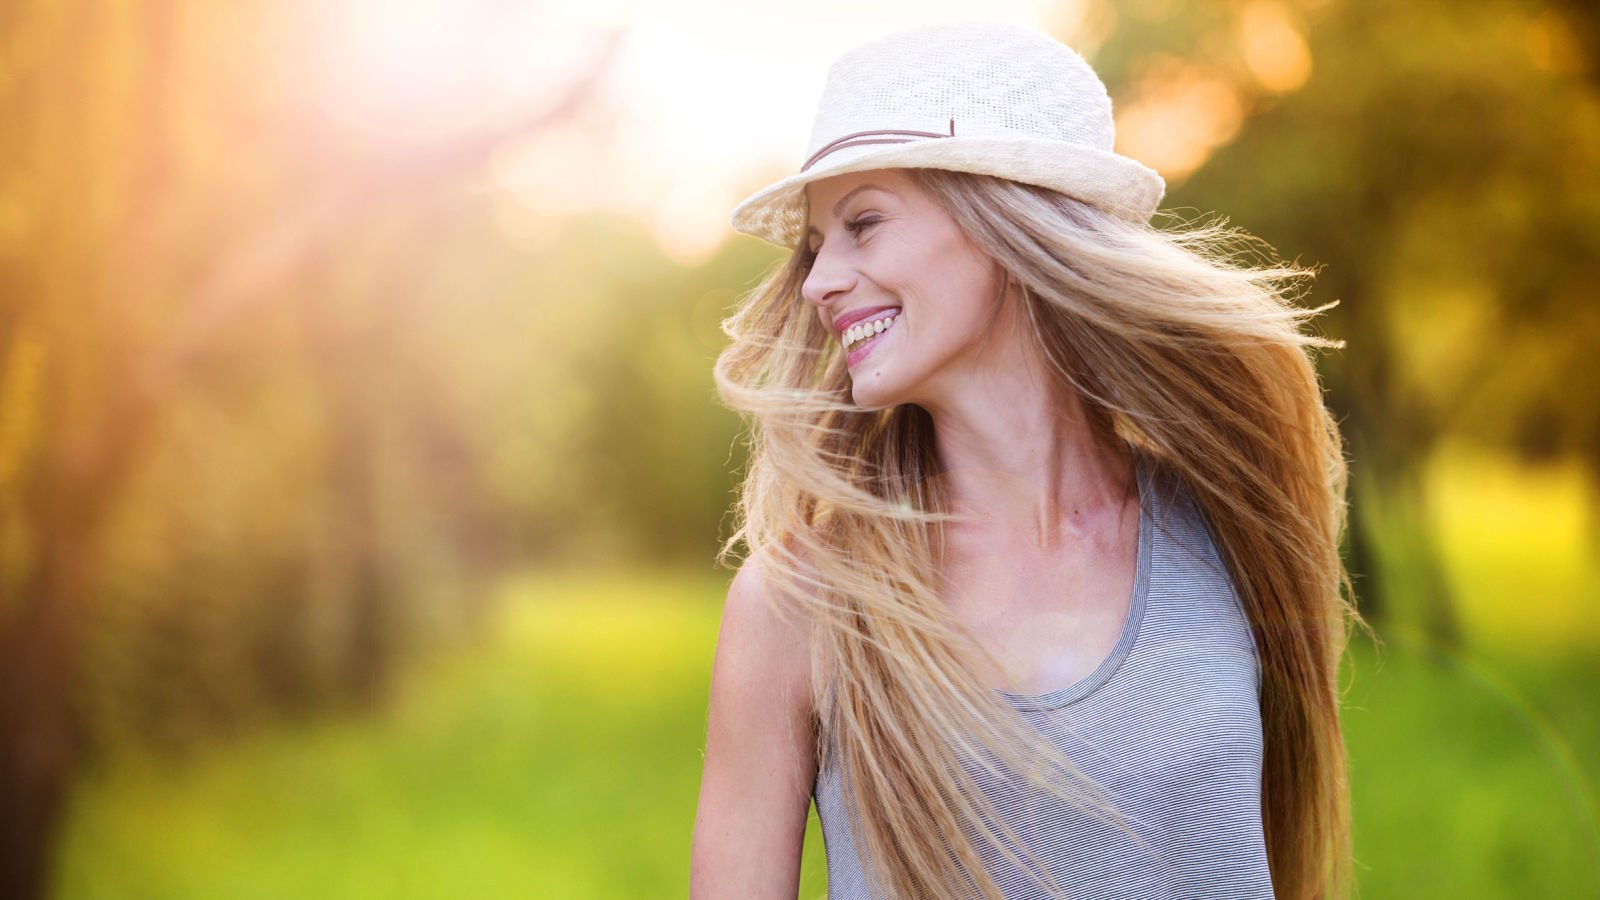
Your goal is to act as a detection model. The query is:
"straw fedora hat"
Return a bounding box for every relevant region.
[728,21,1166,249]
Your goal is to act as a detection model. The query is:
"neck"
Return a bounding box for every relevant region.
[924,364,1133,554]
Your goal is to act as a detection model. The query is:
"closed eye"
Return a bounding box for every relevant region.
[797,216,881,269]
[845,215,881,235]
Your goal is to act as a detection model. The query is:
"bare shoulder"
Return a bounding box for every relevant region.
[717,552,817,722]
[690,551,820,898]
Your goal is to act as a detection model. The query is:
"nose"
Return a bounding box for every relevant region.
[799,242,856,311]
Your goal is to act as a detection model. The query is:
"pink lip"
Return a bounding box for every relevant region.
[832,304,901,336]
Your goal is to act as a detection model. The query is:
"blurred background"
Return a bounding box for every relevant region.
[0,0,1596,897]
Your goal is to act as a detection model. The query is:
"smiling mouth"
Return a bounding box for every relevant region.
[842,310,901,351]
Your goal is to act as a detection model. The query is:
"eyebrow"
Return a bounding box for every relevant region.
[805,184,894,239]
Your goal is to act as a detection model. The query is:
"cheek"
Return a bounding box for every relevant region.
[872,217,1001,334]
[917,240,1001,327]
[892,221,980,282]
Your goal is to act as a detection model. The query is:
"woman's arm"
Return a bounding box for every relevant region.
[690,556,818,899]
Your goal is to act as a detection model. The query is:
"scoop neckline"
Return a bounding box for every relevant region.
[994,451,1155,712]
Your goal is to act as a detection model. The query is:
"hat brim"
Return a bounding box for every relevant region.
[728,137,1166,248]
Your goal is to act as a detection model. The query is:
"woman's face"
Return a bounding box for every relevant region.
[800,168,1011,411]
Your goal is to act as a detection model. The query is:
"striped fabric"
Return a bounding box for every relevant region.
[813,453,1275,898]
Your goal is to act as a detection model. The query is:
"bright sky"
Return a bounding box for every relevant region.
[305,0,1309,264]
[487,0,1068,262]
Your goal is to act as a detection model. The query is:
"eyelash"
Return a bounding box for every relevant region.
[799,216,880,268]
[846,215,881,235]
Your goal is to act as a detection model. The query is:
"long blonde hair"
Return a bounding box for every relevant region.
[712,168,1372,899]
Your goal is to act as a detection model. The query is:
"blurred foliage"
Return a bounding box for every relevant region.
[64,209,777,758]
[1088,0,1600,641]
[0,1,762,892]
[0,0,1595,896]
[2,156,773,752]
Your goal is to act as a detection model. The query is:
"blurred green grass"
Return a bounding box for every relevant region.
[53,452,1600,899]
[56,568,831,900]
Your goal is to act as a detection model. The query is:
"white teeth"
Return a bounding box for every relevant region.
[843,313,899,350]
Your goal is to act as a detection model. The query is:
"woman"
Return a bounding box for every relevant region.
[691,21,1370,900]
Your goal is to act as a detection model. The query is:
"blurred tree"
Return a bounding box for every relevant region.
[0,2,622,896]
[1092,0,1600,639]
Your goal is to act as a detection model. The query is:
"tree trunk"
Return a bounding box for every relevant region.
[0,500,96,898]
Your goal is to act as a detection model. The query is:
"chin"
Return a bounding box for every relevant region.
[849,372,907,411]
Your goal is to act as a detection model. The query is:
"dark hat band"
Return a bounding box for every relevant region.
[800,119,956,172]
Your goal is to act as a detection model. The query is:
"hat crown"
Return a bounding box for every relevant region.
[804,22,1116,169]
[728,21,1164,247]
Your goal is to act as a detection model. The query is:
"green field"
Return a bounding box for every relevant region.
[53,451,1600,898]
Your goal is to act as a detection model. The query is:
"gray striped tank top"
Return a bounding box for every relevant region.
[812,454,1275,898]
